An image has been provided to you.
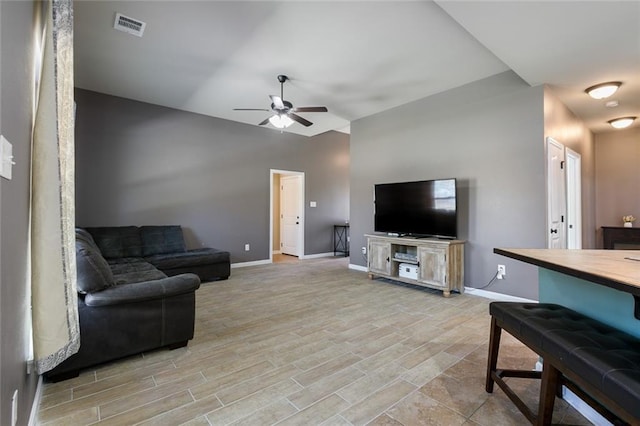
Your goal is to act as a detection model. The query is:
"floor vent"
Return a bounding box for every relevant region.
[113,13,146,37]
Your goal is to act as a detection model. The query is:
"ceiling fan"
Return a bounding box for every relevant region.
[234,75,328,128]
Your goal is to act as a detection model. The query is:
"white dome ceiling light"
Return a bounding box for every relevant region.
[585,82,622,100]
[607,117,636,129]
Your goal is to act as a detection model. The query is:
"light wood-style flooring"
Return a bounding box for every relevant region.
[37,257,591,425]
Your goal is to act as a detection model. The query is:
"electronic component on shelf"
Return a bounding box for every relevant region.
[394,252,417,262]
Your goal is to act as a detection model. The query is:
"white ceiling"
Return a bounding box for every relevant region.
[74,1,640,137]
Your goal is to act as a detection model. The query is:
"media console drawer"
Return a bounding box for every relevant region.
[366,234,465,297]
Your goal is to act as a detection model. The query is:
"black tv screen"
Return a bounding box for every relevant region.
[374,178,457,238]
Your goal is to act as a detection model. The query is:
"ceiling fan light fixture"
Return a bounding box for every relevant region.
[269,114,294,129]
[585,82,621,99]
[236,75,327,128]
[607,116,636,129]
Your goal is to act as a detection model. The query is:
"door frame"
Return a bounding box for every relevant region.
[270,169,305,263]
[565,148,582,249]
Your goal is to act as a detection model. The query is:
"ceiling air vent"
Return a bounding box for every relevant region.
[113,13,146,37]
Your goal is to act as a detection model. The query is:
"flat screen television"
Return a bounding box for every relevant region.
[374,178,457,238]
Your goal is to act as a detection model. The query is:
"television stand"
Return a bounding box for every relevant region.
[366,234,465,297]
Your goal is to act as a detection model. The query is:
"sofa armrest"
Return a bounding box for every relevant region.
[84,273,201,307]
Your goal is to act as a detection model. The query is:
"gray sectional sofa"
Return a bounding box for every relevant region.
[85,225,231,282]
[44,226,230,382]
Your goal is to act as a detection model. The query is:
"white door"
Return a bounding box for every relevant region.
[280,175,302,256]
[546,137,566,249]
[566,148,582,249]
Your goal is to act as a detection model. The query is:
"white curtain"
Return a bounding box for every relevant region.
[31,0,79,374]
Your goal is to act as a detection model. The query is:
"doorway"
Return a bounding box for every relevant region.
[270,169,305,262]
[545,137,582,249]
[546,137,566,248]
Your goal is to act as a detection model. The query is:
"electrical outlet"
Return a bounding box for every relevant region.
[1,135,15,180]
[497,264,506,280]
[361,246,367,255]
[244,244,250,251]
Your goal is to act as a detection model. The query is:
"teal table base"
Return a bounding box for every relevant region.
[539,268,639,338]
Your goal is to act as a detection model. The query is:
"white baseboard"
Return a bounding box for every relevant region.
[349,264,367,272]
[231,259,271,268]
[464,286,537,303]
[563,388,611,426]
[29,375,43,426]
[232,252,337,267]
[300,252,334,260]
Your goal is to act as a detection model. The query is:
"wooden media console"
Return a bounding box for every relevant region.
[365,234,464,297]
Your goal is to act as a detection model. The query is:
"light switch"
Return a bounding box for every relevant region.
[1,135,15,180]
[310,201,317,207]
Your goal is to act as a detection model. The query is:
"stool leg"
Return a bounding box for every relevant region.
[537,360,560,426]
[486,316,502,393]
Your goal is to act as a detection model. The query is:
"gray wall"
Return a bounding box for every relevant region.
[74,89,350,262]
[544,87,596,248]
[595,126,640,244]
[350,71,547,300]
[1,1,40,424]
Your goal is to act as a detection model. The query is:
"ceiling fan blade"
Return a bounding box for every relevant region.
[234,108,270,111]
[258,117,270,126]
[288,113,313,127]
[293,106,328,113]
[270,95,285,110]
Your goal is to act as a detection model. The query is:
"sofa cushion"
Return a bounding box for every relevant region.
[86,226,143,259]
[76,230,115,293]
[145,248,229,270]
[112,269,168,286]
[140,226,186,257]
[107,257,156,274]
[107,258,167,285]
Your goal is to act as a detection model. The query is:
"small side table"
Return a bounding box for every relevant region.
[602,226,640,249]
[333,224,350,256]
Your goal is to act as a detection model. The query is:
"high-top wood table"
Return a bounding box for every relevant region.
[494,248,640,338]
